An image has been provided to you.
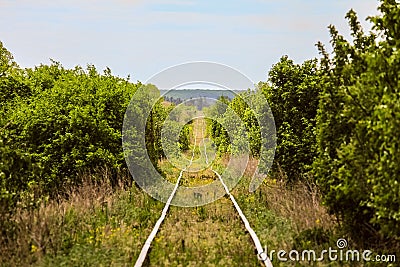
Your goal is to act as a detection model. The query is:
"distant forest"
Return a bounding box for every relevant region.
[160,89,240,104]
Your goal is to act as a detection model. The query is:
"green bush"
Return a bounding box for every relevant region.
[313,0,400,241]
[1,63,139,203]
[207,96,231,155]
[178,123,190,151]
[207,93,258,158]
[229,92,261,157]
[0,43,188,212]
[260,57,322,181]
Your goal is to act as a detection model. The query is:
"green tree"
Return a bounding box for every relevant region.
[0,41,31,109]
[0,42,36,214]
[0,59,148,210]
[207,96,231,154]
[314,0,400,242]
[0,41,17,77]
[260,56,322,182]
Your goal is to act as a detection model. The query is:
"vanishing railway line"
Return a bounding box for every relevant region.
[135,118,272,267]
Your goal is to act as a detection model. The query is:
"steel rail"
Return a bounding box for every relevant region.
[135,118,273,267]
[200,119,272,267]
[134,124,197,267]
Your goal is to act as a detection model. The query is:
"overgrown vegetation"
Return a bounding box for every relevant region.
[313,1,400,244]
[206,0,400,252]
[259,57,322,182]
[0,0,399,265]
[0,47,180,235]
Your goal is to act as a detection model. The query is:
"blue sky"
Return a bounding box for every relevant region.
[0,0,379,83]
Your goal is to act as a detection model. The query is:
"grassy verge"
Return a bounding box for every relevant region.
[1,166,369,266]
[1,171,164,267]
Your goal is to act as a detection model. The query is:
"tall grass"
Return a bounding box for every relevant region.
[0,170,164,266]
[0,164,358,266]
[1,128,365,267]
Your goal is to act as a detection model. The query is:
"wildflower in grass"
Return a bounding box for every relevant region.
[155,235,164,243]
[31,244,38,253]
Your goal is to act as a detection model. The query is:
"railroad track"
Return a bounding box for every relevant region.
[135,118,272,267]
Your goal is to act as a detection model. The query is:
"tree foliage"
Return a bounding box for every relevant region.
[207,96,231,154]
[0,47,171,212]
[1,0,399,247]
[260,57,322,181]
[314,0,400,241]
